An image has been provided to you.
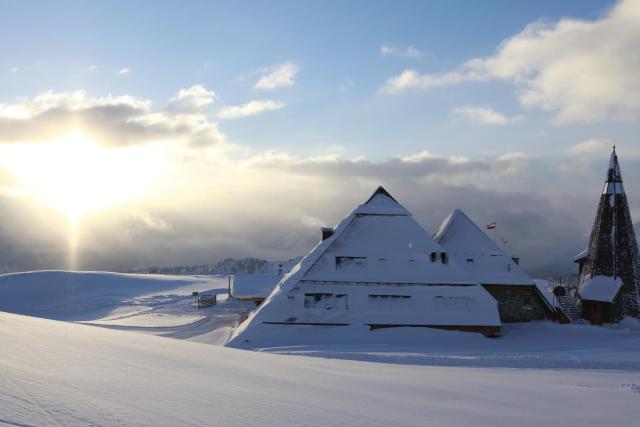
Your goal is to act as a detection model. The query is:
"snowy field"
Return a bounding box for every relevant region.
[0,270,255,345]
[1,271,640,426]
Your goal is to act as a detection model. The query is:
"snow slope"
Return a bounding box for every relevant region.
[0,270,253,345]
[2,311,639,427]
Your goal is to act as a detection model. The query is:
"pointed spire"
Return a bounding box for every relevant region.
[365,186,398,204]
[354,186,409,215]
[603,146,624,195]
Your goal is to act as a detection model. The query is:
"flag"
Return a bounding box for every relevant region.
[485,222,496,230]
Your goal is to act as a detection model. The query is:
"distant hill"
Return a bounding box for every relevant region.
[126,256,302,276]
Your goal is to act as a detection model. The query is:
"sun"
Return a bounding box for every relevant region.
[0,131,166,220]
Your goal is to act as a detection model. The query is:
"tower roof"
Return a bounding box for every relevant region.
[603,146,625,195]
[577,146,640,318]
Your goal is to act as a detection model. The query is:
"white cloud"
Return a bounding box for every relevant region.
[10,67,19,74]
[217,100,285,119]
[380,45,423,58]
[567,138,613,156]
[381,0,640,123]
[381,68,487,93]
[129,210,172,232]
[254,62,299,90]
[87,65,98,72]
[118,68,131,75]
[0,89,225,147]
[451,105,523,125]
[167,85,216,111]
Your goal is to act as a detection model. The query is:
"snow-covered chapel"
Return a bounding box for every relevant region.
[228,187,501,347]
[575,147,640,324]
[434,209,555,323]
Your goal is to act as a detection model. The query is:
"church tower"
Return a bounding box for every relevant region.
[577,147,640,323]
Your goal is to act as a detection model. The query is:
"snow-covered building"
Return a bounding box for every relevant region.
[231,274,286,304]
[434,209,555,323]
[575,147,640,324]
[230,257,302,304]
[227,187,501,347]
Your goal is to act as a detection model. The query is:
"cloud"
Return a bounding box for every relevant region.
[217,100,284,119]
[380,68,487,93]
[561,138,616,172]
[0,127,631,276]
[380,45,423,58]
[87,65,98,72]
[451,105,523,125]
[10,67,19,74]
[118,68,130,75]
[129,210,173,233]
[245,149,529,184]
[567,138,613,156]
[0,89,226,147]
[381,0,640,122]
[254,62,299,90]
[167,85,216,112]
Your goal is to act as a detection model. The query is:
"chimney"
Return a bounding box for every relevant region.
[321,227,334,241]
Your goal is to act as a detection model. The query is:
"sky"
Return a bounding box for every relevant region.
[0,0,639,275]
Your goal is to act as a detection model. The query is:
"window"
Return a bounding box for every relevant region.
[466,258,474,264]
[433,296,477,311]
[440,252,448,264]
[429,251,437,262]
[304,293,348,310]
[335,256,367,272]
[369,294,412,310]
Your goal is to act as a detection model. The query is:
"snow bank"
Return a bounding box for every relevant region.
[1,311,639,426]
[0,270,227,321]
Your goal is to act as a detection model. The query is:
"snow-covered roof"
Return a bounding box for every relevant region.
[229,187,500,346]
[573,247,589,263]
[353,186,410,216]
[433,209,533,286]
[231,274,284,299]
[579,275,623,302]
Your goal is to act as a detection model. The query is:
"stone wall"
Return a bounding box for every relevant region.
[482,284,552,323]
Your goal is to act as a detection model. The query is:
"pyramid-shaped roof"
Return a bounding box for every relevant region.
[228,188,499,346]
[433,209,533,286]
[298,187,477,285]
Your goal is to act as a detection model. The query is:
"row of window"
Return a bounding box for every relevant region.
[303,292,412,311]
[334,252,449,272]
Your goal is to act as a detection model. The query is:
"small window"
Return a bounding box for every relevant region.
[440,252,448,264]
[433,296,477,311]
[369,294,411,310]
[335,256,367,272]
[429,252,437,262]
[304,293,348,310]
[466,258,474,264]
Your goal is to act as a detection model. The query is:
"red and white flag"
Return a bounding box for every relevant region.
[485,222,496,230]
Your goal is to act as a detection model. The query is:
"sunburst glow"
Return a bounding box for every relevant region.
[0,131,168,220]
